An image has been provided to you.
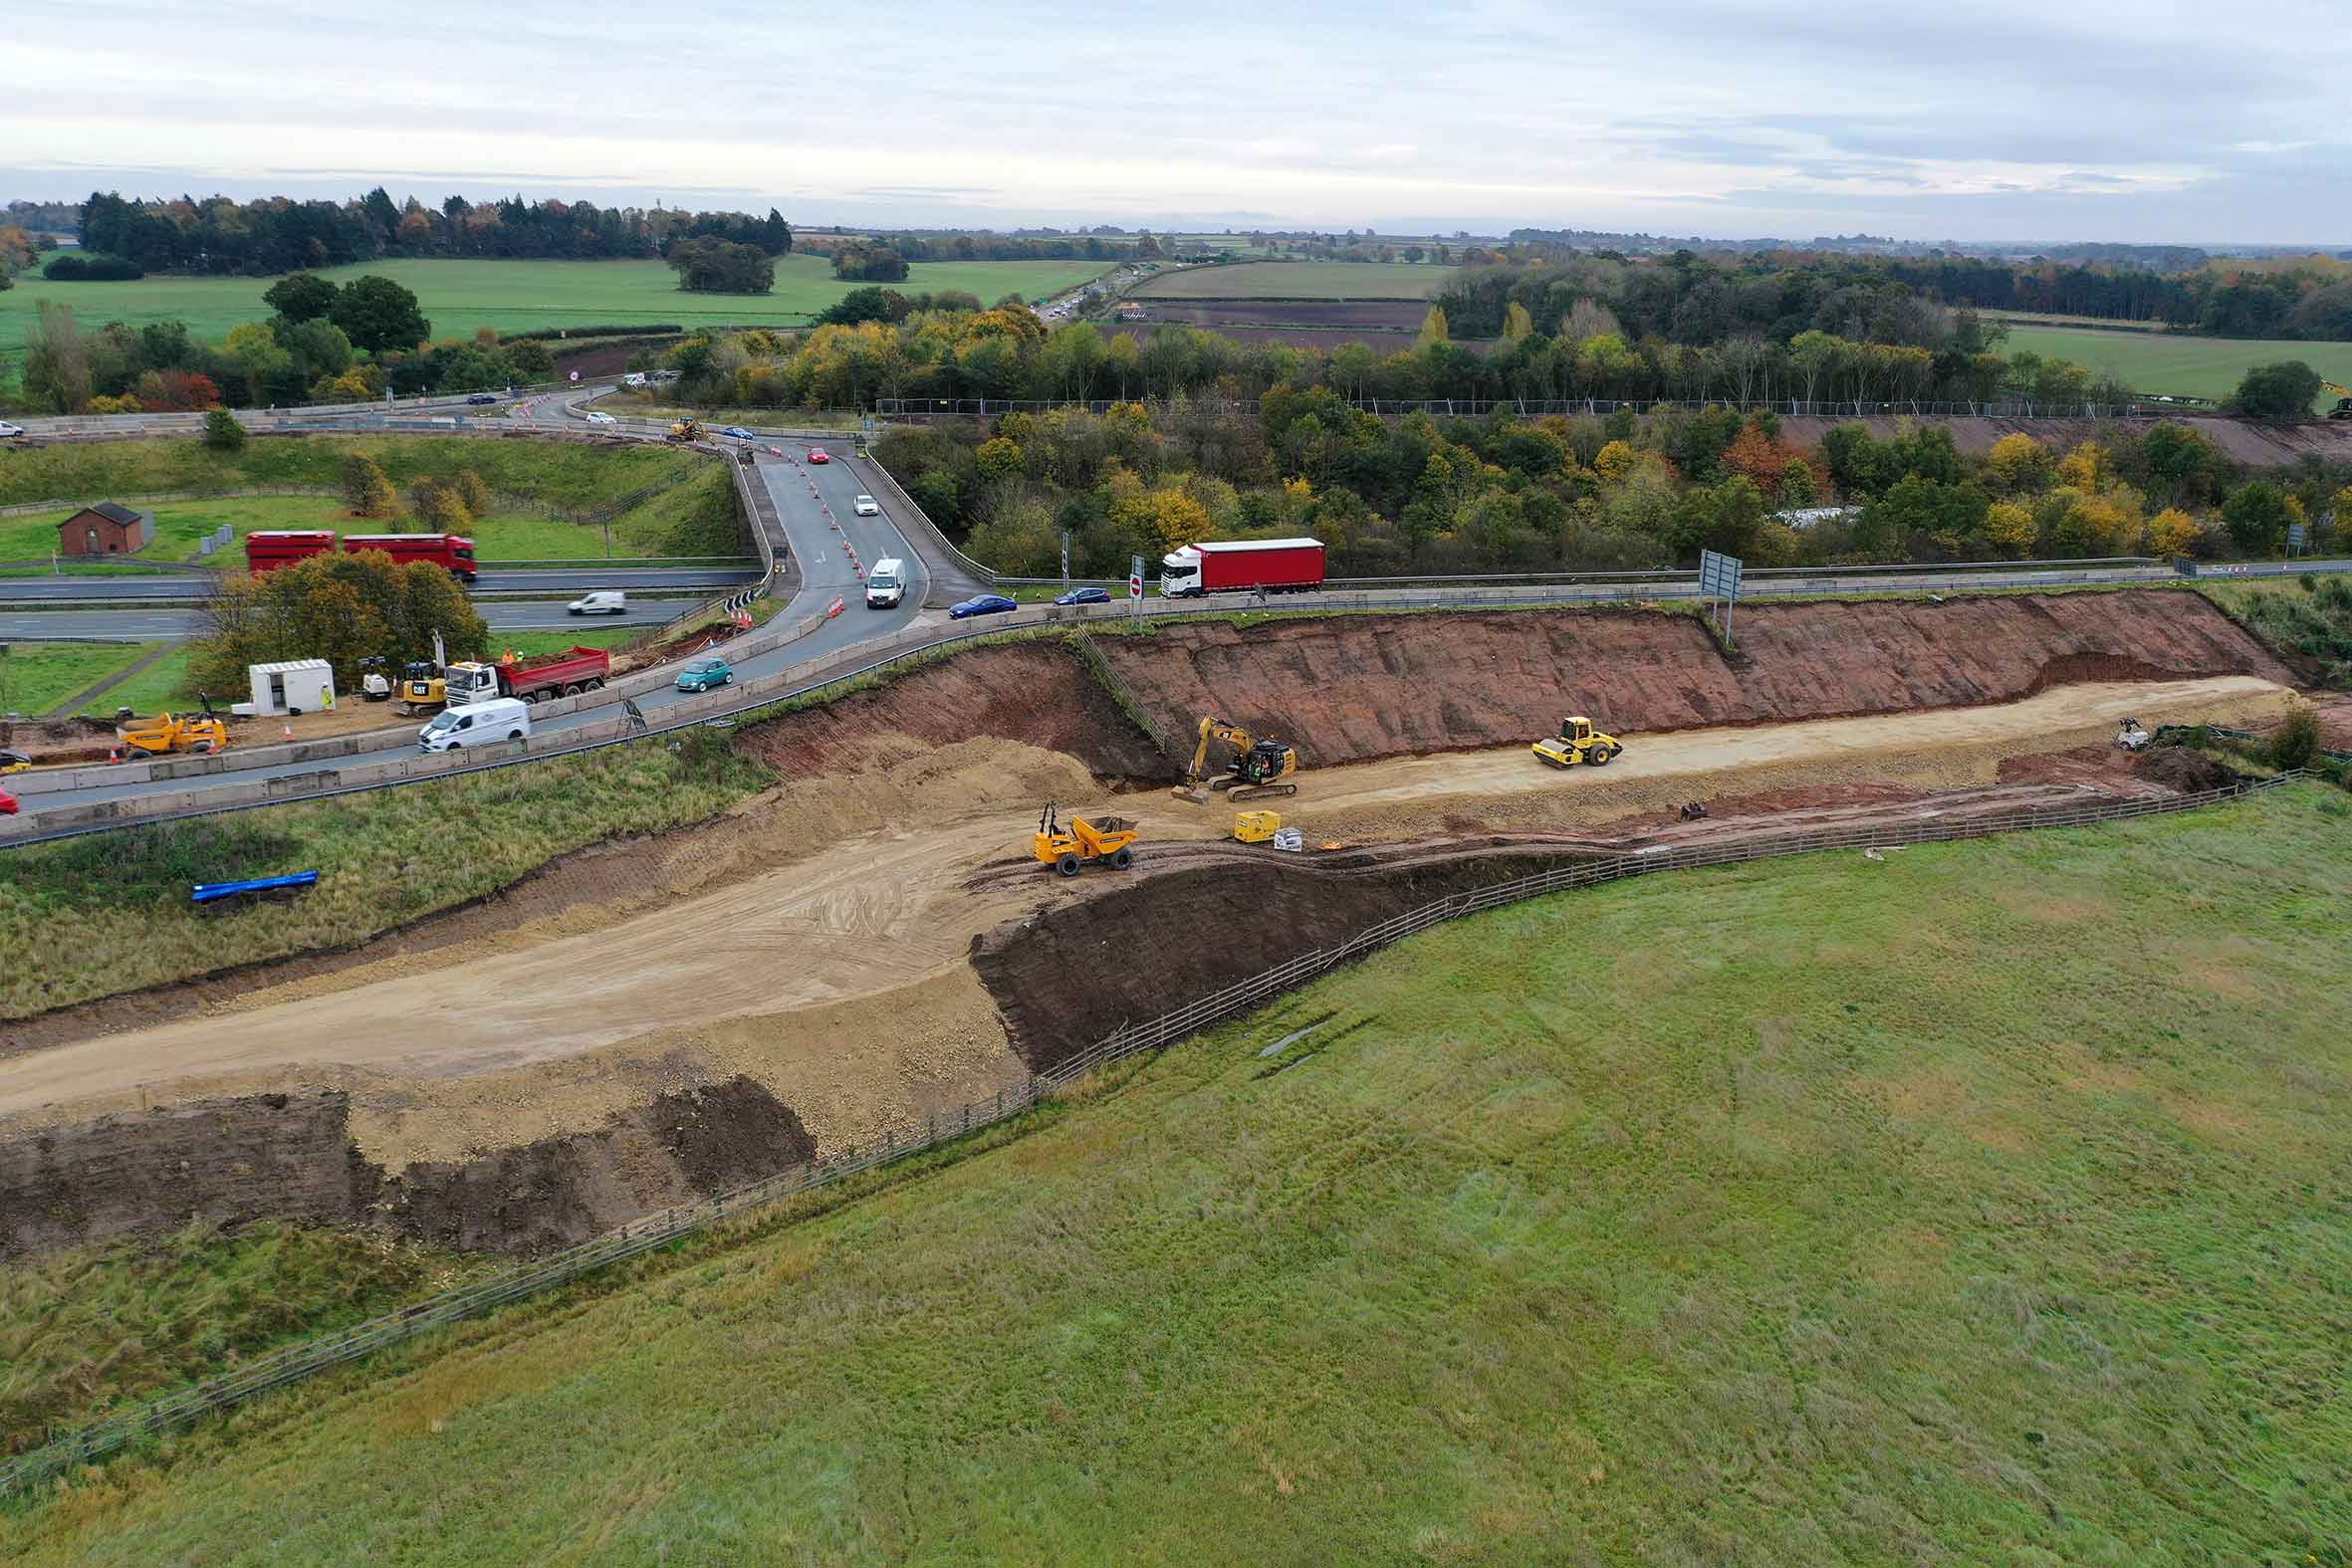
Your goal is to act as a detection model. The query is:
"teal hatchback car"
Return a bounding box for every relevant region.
[675,655,734,693]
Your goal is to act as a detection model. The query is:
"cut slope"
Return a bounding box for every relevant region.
[7,789,2343,1564]
[1094,590,2290,769]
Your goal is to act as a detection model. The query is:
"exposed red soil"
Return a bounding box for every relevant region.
[0,1077,812,1257]
[1094,592,2290,773]
[733,642,1166,782]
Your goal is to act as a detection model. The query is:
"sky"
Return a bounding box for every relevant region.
[6,0,2349,245]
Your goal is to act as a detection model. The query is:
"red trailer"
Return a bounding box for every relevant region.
[343,533,479,581]
[1158,538,1325,597]
[245,530,339,574]
[443,645,612,707]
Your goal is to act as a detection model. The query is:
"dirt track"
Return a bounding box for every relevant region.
[0,674,2289,1161]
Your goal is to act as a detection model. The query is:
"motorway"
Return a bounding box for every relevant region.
[1,598,682,641]
[0,565,759,607]
[15,433,929,812]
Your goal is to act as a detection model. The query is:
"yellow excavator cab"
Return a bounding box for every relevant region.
[1175,715,1300,803]
[1531,715,1622,769]
[1034,802,1140,877]
[1233,809,1283,843]
[667,418,703,443]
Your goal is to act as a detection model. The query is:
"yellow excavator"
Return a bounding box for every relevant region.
[2323,381,2352,421]
[117,695,230,757]
[1531,715,1623,769]
[666,418,704,444]
[1173,716,1300,803]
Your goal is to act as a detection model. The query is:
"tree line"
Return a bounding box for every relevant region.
[874,393,2348,586]
[1439,250,2352,345]
[71,189,793,275]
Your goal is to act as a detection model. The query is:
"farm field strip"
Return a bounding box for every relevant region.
[2000,325,2352,403]
[1134,260,1462,299]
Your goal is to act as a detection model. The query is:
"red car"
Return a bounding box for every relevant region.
[0,786,18,816]
[806,448,830,464]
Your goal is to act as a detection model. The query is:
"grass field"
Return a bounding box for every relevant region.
[78,643,192,716]
[2002,325,2352,405]
[10,787,2347,1563]
[1135,260,1463,300]
[0,640,159,717]
[0,436,742,560]
[0,257,1112,380]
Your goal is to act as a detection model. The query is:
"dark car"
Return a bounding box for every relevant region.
[949,593,1019,620]
[465,391,500,405]
[1054,585,1111,605]
[0,748,30,775]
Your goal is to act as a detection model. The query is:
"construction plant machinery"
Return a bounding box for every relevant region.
[357,656,393,702]
[2324,382,2352,421]
[1531,716,1623,769]
[395,661,448,717]
[1033,802,1139,877]
[666,418,704,444]
[1174,716,1300,803]
[117,695,229,757]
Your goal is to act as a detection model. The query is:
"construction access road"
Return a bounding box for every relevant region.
[0,673,2290,1151]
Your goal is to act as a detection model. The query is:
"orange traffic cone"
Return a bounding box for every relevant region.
[283,720,295,741]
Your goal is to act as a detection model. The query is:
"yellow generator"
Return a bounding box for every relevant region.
[1233,809,1283,843]
[1531,715,1622,768]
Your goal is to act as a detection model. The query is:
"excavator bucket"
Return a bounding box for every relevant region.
[1172,780,1210,803]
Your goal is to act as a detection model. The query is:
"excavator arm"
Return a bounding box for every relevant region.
[1174,715,1299,802]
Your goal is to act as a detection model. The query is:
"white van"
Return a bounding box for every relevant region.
[568,589,627,615]
[419,698,531,753]
[866,558,907,609]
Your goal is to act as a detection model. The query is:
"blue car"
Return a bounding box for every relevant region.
[1054,585,1111,605]
[950,593,1019,620]
[721,425,756,440]
[675,655,734,692]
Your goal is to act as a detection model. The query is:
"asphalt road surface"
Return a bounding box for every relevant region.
[0,565,760,605]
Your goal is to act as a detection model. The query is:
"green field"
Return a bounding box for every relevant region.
[0,256,1113,377]
[0,640,159,717]
[2002,325,2352,405]
[80,642,193,716]
[11,787,2348,1563]
[0,436,742,560]
[1135,260,1463,299]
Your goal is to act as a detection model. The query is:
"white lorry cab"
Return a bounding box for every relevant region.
[866,558,907,608]
[419,698,531,753]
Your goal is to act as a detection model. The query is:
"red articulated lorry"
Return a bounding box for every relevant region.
[343,533,479,582]
[442,645,612,707]
[1157,538,1325,597]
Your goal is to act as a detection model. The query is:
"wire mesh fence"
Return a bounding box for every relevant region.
[0,768,2311,1497]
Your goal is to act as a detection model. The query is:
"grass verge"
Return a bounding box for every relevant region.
[0,734,772,1019]
[5,787,2345,1560]
[0,642,160,718]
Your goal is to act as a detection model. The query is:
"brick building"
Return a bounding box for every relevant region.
[57,502,151,557]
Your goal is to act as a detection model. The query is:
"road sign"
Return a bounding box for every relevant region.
[2287,520,2307,552]
[1129,555,1144,598]
[1698,550,1744,599]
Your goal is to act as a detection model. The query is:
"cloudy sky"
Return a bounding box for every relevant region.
[7,0,2347,243]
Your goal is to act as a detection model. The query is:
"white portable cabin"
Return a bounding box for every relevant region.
[248,658,338,717]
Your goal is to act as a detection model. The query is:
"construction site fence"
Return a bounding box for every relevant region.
[873,394,2191,423]
[0,770,2313,1498]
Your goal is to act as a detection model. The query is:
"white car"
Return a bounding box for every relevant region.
[584,410,617,425]
[853,495,880,516]
[569,590,627,615]
[622,372,646,387]
[0,421,23,439]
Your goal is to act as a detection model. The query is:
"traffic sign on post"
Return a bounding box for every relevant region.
[2286,520,2307,554]
[1130,554,1144,619]
[1698,549,1745,649]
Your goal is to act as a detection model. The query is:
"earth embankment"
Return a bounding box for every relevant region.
[1092,591,2288,769]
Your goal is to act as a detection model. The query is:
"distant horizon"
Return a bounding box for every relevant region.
[7,183,2348,260]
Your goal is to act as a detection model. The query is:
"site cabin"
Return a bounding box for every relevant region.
[1159,538,1325,597]
[57,502,151,557]
[246,657,337,717]
[344,533,479,582]
[245,530,339,574]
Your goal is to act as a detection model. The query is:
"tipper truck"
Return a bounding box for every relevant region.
[1158,537,1325,597]
[443,645,613,707]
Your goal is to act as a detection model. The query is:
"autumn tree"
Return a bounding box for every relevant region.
[1984,432,2053,493]
[203,408,247,452]
[262,271,340,323]
[330,275,430,356]
[341,453,398,520]
[2221,480,2289,553]
[2228,360,2323,422]
[194,552,488,695]
[1416,306,1450,348]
